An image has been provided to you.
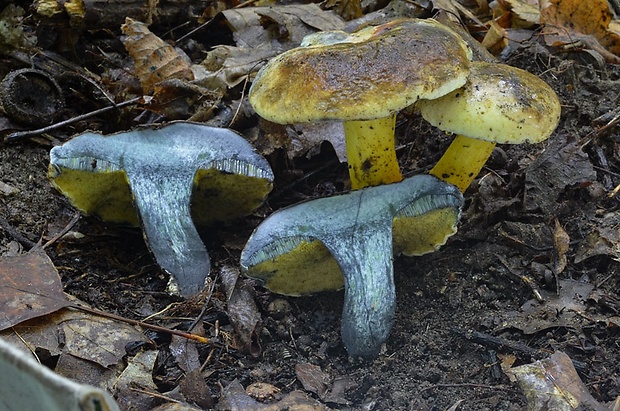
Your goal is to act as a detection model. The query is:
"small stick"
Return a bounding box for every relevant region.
[68,303,214,345]
[6,97,142,142]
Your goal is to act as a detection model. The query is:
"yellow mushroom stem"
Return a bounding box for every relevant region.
[343,114,403,190]
[429,135,496,193]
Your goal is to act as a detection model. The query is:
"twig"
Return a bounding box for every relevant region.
[42,211,80,249]
[68,304,216,345]
[5,97,142,142]
[0,216,37,249]
[187,272,219,332]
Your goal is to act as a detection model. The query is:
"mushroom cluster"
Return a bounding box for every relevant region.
[244,18,472,358]
[47,16,561,362]
[249,17,472,189]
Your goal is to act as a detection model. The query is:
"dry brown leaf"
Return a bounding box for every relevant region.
[500,279,594,334]
[481,20,509,54]
[0,246,70,331]
[507,351,612,410]
[540,0,620,63]
[121,17,194,94]
[199,5,344,90]
[219,379,330,411]
[553,218,570,274]
[574,212,620,263]
[114,349,159,411]
[221,265,261,355]
[2,307,149,368]
[524,138,596,214]
[295,363,330,399]
[500,0,541,26]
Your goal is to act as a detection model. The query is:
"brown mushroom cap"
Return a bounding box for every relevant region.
[417,61,562,144]
[249,18,473,124]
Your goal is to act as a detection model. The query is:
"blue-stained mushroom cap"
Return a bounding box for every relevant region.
[241,175,462,358]
[49,122,274,297]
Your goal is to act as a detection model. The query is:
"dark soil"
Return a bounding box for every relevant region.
[1,4,619,411]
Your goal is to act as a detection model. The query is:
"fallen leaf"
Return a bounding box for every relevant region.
[2,307,149,368]
[114,349,159,411]
[221,265,261,355]
[540,0,620,63]
[199,5,344,89]
[121,17,194,94]
[288,121,347,162]
[219,379,264,411]
[574,212,620,263]
[524,137,596,213]
[219,379,330,411]
[54,351,120,392]
[500,0,541,26]
[501,279,593,334]
[0,246,70,331]
[200,43,278,90]
[295,362,329,399]
[553,218,570,274]
[177,369,214,409]
[507,351,612,410]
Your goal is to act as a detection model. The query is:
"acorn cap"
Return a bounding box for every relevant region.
[417,61,561,144]
[249,18,473,124]
[49,122,274,297]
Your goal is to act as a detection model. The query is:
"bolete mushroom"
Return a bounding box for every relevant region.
[418,61,561,192]
[241,175,463,358]
[249,18,472,189]
[49,122,274,297]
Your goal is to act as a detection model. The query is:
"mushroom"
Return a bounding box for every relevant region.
[241,175,463,358]
[49,122,274,297]
[418,61,561,192]
[249,18,472,189]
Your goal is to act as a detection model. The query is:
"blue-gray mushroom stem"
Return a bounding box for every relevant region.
[323,221,395,358]
[128,165,209,297]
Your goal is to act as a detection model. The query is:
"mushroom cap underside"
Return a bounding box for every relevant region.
[249,18,472,124]
[417,61,561,144]
[241,175,463,296]
[48,122,274,225]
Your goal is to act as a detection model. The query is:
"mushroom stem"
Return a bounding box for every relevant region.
[429,135,496,192]
[127,167,209,297]
[323,221,395,358]
[343,114,403,190]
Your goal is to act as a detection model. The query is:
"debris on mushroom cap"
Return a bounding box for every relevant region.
[49,122,274,297]
[417,61,561,144]
[241,175,463,358]
[249,18,473,124]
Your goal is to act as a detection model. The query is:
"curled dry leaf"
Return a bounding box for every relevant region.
[121,17,194,94]
[540,0,620,63]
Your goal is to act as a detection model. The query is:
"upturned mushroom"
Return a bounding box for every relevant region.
[241,175,463,358]
[418,61,561,192]
[249,18,472,189]
[49,122,274,297]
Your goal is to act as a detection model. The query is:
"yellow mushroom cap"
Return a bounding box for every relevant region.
[417,61,561,144]
[249,18,473,124]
